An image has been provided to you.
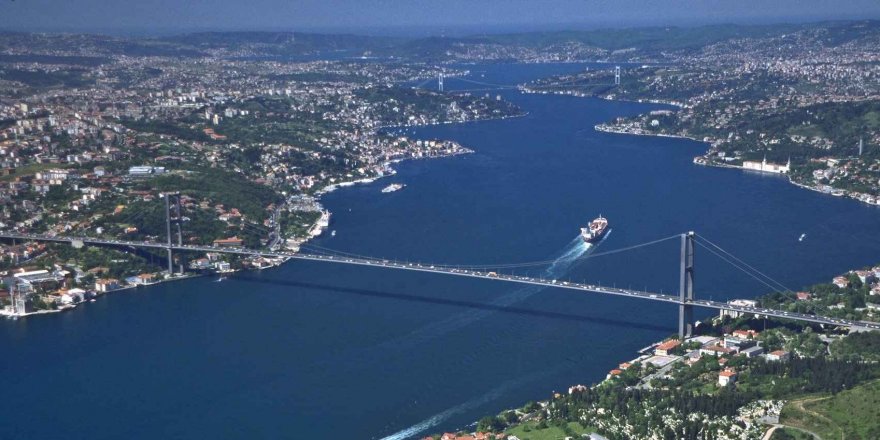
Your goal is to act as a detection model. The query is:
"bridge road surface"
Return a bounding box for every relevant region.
[2,232,878,331]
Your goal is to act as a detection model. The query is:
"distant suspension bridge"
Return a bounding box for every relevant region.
[409,65,621,94]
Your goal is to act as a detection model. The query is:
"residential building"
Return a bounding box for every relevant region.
[718,369,737,386]
[766,350,791,362]
[655,339,681,356]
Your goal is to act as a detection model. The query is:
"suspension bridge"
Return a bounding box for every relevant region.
[2,217,878,335]
[409,65,622,94]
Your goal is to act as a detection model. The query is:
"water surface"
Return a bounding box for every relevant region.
[2,63,879,439]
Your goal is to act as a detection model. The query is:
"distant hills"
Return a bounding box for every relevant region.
[0,19,878,61]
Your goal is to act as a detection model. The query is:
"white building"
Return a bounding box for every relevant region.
[742,156,790,174]
[719,299,759,319]
[128,166,166,176]
[95,278,121,293]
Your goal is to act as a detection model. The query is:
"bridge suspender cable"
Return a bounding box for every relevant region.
[302,233,681,271]
[694,241,788,295]
[697,234,794,292]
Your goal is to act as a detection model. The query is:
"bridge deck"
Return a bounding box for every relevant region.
[3,232,878,330]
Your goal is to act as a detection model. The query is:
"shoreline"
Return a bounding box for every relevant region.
[595,124,880,209]
[302,111,527,242]
[2,111,523,322]
[2,272,203,320]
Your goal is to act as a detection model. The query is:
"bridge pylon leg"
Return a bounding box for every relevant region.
[165,194,173,275]
[678,231,695,339]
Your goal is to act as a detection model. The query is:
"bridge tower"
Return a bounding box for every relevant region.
[614,66,621,86]
[438,73,444,92]
[678,231,695,339]
[163,192,183,274]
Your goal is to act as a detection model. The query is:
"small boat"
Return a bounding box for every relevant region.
[381,183,405,193]
[798,233,806,242]
[331,230,337,237]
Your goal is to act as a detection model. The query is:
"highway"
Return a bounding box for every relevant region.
[3,231,879,331]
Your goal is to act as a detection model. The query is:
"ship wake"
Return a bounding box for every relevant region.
[376,365,564,440]
[381,236,590,350]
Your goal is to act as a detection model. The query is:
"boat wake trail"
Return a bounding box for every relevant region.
[377,366,563,440]
[371,236,590,354]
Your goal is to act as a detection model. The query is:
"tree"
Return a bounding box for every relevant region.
[476,415,505,433]
[522,401,540,413]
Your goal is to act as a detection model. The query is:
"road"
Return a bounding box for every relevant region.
[2,231,879,331]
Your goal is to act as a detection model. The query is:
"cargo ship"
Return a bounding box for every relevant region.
[580,216,609,243]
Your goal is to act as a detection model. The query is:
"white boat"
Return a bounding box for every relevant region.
[331,230,337,237]
[799,233,806,242]
[381,183,406,193]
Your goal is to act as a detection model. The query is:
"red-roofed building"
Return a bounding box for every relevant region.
[655,339,681,356]
[732,329,759,339]
[832,276,849,289]
[855,270,875,284]
[213,237,244,247]
[718,369,737,386]
[700,345,735,357]
[796,292,812,301]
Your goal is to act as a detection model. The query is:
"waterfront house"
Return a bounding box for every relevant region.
[606,369,623,380]
[832,276,849,289]
[94,278,121,293]
[796,292,812,301]
[189,258,212,270]
[855,270,876,284]
[568,384,588,394]
[718,369,737,386]
[655,339,681,356]
[742,157,790,174]
[129,273,156,285]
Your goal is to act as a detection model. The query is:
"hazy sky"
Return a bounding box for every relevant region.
[2,0,880,35]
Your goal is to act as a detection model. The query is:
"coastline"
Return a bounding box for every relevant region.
[304,111,527,241]
[2,111,523,322]
[595,124,880,208]
[1,272,203,320]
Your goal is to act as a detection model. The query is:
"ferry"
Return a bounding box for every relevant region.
[381,183,406,193]
[580,216,609,243]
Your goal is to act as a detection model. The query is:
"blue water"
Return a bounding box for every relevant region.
[3,63,880,439]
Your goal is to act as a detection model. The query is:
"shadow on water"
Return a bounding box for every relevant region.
[232,275,672,333]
